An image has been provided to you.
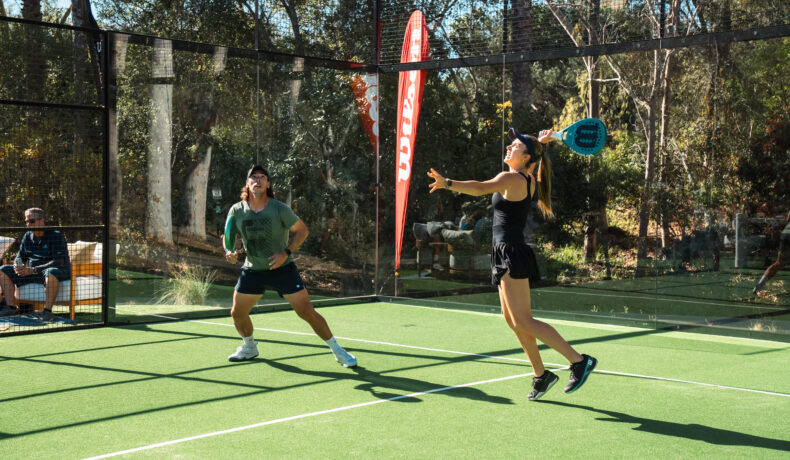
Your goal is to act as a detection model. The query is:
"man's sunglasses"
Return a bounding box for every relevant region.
[25,218,39,223]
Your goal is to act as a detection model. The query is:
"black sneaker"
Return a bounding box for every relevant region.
[31,309,55,323]
[565,354,598,393]
[528,370,559,401]
[0,304,20,317]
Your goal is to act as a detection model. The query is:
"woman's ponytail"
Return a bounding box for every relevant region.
[534,143,553,219]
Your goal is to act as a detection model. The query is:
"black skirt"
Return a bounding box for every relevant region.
[491,242,541,286]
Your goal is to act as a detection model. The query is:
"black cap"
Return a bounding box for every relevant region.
[247,165,268,178]
[507,128,535,157]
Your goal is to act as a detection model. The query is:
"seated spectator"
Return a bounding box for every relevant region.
[0,208,71,321]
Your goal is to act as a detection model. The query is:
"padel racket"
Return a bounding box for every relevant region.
[550,118,607,155]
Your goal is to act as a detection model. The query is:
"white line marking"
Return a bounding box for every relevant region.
[138,312,790,398]
[83,372,534,459]
[536,288,786,311]
[593,369,790,397]
[385,302,790,347]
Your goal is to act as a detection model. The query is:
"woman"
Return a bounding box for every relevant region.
[427,128,597,400]
[222,165,357,367]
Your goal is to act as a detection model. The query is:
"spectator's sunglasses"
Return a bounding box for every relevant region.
[25,217,40,223]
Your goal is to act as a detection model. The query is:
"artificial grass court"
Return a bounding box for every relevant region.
[2,302,789,459]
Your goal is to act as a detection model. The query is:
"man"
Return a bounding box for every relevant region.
[0,208,71,321]
[222,165,357,367]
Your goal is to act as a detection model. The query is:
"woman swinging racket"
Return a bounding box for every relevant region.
[427,128,597,401]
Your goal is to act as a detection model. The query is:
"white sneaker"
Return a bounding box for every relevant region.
[228,344,259,362]
[333,348,358,368]
[432,262,444,271]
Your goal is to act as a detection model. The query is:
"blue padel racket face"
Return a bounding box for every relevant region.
[554,118,606,155]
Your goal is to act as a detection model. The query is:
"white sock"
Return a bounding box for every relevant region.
[325,336,341,353]
[242,335,255,347]
[756,275,768,287]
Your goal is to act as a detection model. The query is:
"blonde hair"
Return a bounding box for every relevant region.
[530,140,553,219]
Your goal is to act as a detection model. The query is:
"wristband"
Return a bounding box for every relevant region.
[284,248,292,256]
[446,179,453,188]
[224,249,232,255]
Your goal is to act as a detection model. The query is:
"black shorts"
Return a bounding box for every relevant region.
[491,242,541,286]
[235,262,305,296]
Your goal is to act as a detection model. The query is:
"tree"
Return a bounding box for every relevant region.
[146,38,174,244]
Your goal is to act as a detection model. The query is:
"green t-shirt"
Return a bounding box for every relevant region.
[224,199,300,270]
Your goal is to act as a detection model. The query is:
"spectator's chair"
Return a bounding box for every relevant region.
[16,241,105,320]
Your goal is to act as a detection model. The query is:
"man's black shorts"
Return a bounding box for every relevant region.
[234,262,305,296]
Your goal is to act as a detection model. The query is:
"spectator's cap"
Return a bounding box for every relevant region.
[507,128,536,158]
[247,165,269,178]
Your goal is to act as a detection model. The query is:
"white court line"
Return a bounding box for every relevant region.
[84,371,534,459]
[141,312,790,398]
[85,309,790,458]
[536,288,786,311]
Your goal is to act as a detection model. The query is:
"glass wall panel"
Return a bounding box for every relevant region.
[111,35,258,323]
[0,20,106,332]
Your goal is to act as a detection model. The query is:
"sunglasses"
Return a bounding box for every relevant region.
[25,218,39,223]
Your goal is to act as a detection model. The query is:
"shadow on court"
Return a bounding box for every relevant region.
[538,401,790,452]
[262,358,513,405]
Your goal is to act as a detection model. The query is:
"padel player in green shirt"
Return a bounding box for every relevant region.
[222,165,357,367]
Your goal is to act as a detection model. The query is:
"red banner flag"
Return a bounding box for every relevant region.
[395,10,430,270]
[349,74,379,154]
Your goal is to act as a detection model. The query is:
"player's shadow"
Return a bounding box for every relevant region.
[538,401,790,452]
[261,359,513,405]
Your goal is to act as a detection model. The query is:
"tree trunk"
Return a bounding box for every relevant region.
[582,0,601,262]
[22,0,44,133]
[108,34,129,235]
[146,39,174,244]
[658,50,674,252]
[184,145,212,238]
[510,0,533,126]
[636,51,661,275]
[182,47,224,239]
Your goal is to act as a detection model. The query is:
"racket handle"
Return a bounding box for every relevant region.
[550,131,564,140]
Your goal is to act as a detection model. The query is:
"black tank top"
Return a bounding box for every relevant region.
[492,171,532,245]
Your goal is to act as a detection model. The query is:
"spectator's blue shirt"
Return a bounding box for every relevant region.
[18,230,71,269]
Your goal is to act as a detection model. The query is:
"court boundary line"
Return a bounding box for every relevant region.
[84,371,535,459]
[84,309,790,458]
[137,311,790,398]
[535,288,788,311]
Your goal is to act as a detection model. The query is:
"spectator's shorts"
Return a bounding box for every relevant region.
[491,242,540,286]
[235,262,305,296]
[0,265,70,286]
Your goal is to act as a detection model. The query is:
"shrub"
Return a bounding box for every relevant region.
[155,265,217,306]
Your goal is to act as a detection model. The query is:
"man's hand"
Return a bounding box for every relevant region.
[268,251,289,270]
[14,265,34,277]
[224,250,239,264]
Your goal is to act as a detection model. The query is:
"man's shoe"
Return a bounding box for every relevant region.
[0,305,20,317]
[752,285,764,295]
[528,370,559,401]
[565,354,598,393]
[333,347,358,368]
[228,344,259,362]
[31,309,54,323]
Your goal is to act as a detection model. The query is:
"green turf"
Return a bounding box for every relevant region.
[1,302,788,459]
